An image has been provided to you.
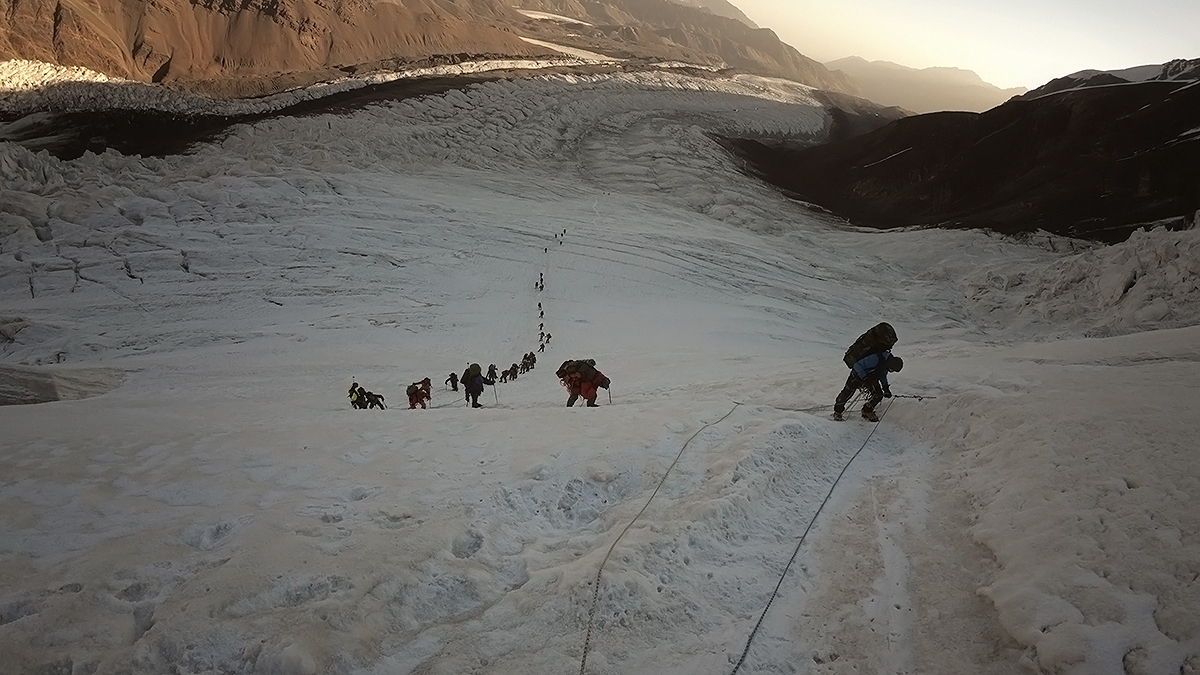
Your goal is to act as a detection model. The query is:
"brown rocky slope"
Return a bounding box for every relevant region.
[1,0,858,97]
[0,0,549,90]
[513,0,855,93]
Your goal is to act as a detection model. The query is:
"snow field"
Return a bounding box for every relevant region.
[2,69,1199,674]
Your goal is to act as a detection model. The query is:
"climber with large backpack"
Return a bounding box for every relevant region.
[464,363,495,408]
[557,359,611,407]
[833,322,901,422]
[407,377,432,409]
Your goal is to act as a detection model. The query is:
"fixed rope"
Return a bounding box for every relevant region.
[728,396,895,675]
[578,402,742,675]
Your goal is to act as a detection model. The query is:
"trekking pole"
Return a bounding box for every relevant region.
[493,384,499,405]
[608,388,612,405]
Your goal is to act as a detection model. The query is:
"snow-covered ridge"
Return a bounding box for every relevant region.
[0,57,804,118]
[516,9,594,26]
[0,57,587,116]
[1066,58,1200,83]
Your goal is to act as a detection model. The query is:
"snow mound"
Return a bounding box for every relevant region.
[0,362,124,404]
[966,226,1200,335]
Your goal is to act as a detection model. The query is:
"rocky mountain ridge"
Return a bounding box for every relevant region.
[825,56,1026,113]
[510,0,854,92]
[0,0,553,93]
[1018,58,1200,100]
[0,0,855,98]
[724,73,1200,243]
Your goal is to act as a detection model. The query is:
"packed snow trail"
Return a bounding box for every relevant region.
[728,396,892,675]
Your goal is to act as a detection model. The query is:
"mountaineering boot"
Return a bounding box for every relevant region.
[861,408,879,422]
[832,410,844,421]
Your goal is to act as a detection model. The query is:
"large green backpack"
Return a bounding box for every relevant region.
[843,323,897,368]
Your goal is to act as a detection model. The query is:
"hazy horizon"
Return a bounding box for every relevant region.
[732,0,1199,90]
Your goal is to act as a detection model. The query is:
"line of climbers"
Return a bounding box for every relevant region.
[347,357,612,410]
[354,325,903,415]
[347,382,386,409]
[351,228,612,411]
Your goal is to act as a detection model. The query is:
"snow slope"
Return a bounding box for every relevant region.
[2,69,1198,675]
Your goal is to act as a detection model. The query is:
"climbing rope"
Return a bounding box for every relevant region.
[578,401,742,675]
[727,396,895,675]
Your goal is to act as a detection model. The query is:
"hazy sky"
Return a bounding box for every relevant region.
[732,0,1199,89]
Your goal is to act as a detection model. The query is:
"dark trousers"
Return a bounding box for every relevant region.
[469,392,481,408]
[834,373,883,414]
[567,393,597,407]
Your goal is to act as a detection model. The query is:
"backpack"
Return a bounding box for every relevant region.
[577,362,597,381]
[406,383,419,397]
[843,322,897,368]
[556,360,578,379]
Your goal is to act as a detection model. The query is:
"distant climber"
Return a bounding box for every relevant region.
[407,377,432,409]
[365,391,386,409]
[350,382,385,410]
[446,371,459,392]
[348,382,367,409]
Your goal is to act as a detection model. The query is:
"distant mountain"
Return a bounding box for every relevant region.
[1019,58,1200,99]
[826,56,1027,113]
[669,0,758,28]
[724,73,1200,243]
[510,0,857,93]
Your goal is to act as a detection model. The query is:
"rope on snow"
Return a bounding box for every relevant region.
[578,401,742,675]
[727,396,896,675]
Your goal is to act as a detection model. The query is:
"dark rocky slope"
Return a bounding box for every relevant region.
[725,79,1200,243]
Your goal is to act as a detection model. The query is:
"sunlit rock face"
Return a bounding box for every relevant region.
[0,0,544,88]
[0,0,860,98]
